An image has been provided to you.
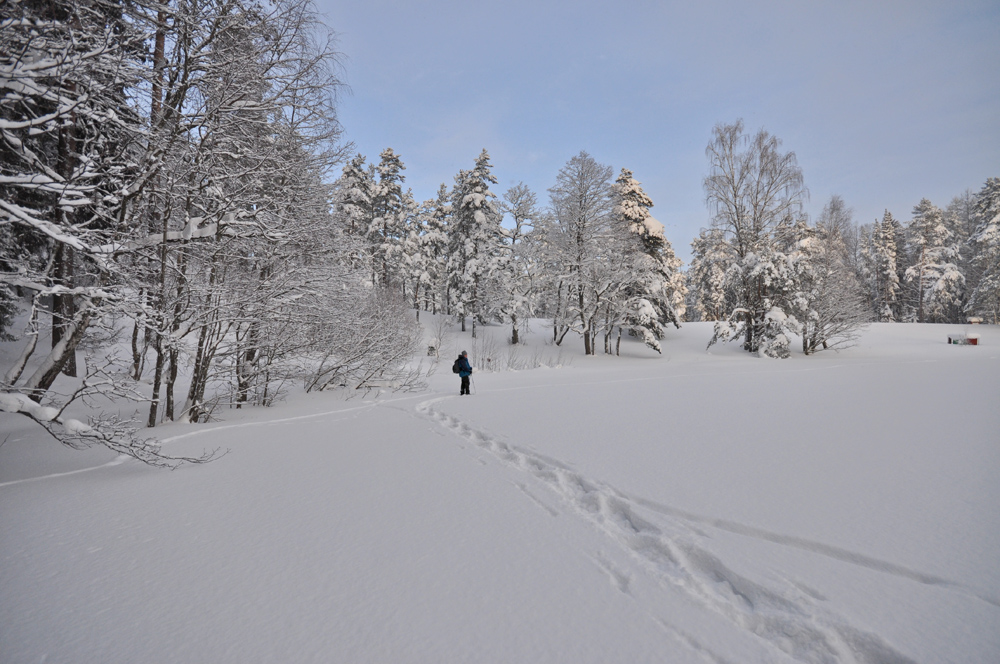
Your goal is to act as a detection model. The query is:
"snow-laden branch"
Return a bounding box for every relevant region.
[0,391,222,469]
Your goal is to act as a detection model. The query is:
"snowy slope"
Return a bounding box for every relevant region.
[2,321,998,663]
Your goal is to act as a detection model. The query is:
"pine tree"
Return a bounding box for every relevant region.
[422,184,452,314]
[400,186,451,320]
[400,198,429,320]
[609,168,685,353]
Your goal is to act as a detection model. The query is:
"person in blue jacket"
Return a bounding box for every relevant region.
[457,350,472,395]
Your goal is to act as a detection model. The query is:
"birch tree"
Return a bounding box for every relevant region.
[703,120,807,356]
[546,152,615,355]
[787,214,869,355]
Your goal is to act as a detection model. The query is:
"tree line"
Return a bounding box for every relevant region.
[687,121,999,357]
[330,148,687,356]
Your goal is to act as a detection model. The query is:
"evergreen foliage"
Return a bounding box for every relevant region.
[446,150,505,335]
[905,199,964,323]
[965,177,1000,323]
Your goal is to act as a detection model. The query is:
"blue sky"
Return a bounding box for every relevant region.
[314,0,999,262]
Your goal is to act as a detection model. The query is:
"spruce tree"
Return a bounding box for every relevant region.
[965,177,1000,323]
[417,184,451,315]
[335,154,375,237]
[871,211,901,321]
[446,150,504,335]
[906,199,964,322]
[369,148,411,288]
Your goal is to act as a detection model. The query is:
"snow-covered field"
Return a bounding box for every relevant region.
[2,320,998,663]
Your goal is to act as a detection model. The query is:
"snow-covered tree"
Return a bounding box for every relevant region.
[905,199,964,323]
[703,120,807,356]
[867,211,902,321]
[121,0,351,426]
[688,228,733,321]
[1,0,143,384]
[787,216,869,354]
[0,0,223,465]
[816,195,862,273]
[965,177,1000,323]
[545,151,616,355]
[420,184,452,314]
[446,150,505,335]
[1,0,421,466]
[335,154,376,237]
[612,168,685,332]
[493,182,541,344]
[368,148,414,288]
[709,246,800,358]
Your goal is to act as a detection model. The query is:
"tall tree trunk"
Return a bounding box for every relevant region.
[147,326,164,427]
[51,244,65,353]
[182,323,212,423]
[52,247,78,377]
[166,347,178,420]
[916,251,926,323]
[52,67,79,377]
[147,185,173,426]
[4,304,39,385]
[236,321,261,408]
[131,292,144,380]
[145,3,168,426]
[181,261,223,424]
[151,5,166,125]
[24,300,94,400]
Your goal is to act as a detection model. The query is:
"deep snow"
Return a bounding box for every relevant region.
[1,320,998,663]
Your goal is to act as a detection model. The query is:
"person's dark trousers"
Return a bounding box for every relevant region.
[460,376,470,395]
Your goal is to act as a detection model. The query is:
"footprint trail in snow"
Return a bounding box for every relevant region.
[416,397,917,664]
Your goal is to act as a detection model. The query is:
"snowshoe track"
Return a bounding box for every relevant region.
[417,397,916,664]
